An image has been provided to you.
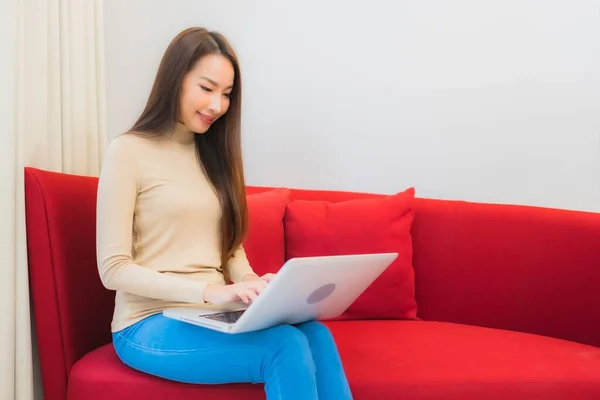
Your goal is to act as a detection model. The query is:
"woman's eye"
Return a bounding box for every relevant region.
[200,85,212,92]
[224,93,231,99]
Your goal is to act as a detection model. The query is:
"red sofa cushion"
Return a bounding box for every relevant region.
[330,321,600,400]
[68,344,266,400]
[68,321,600,400]
[243,188,290,277]
[284,188,418,320]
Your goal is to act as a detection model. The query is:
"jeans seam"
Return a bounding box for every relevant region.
[115,332,278,355]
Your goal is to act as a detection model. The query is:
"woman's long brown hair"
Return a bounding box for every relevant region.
[130,27,247,282]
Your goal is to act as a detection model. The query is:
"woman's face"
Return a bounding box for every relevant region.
[179,54,234,133]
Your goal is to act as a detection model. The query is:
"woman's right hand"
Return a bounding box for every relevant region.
[203,280,269,305]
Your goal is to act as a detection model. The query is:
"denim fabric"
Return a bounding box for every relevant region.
[112,314,353,399]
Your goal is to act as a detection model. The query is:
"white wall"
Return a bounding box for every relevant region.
[104,0,600,212]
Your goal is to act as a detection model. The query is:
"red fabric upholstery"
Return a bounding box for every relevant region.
[243,188,290,277]
[25,168,114,400]
[251,186,600,348]
[68,321,600,400]
[68,345,265,400]
[327,320,600,399]
[284,188,418,320]
[409,198,600,348]
[25,167,600,400]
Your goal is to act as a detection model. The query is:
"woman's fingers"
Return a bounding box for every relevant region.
[237,290,257,304]
[238,292,250,304]
[233,280,270,304]
[246,290,258,303]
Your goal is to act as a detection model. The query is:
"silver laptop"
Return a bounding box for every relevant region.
[163,252,398,334]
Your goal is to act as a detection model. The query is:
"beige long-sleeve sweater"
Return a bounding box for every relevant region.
[96,122,256,332]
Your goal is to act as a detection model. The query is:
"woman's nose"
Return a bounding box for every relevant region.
[208,95,222,114]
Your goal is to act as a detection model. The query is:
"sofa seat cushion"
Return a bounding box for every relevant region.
[326,320,600,399]
[67,343,266,400]
[68,321,600,400]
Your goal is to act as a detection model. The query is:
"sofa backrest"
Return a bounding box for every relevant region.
[408,196,600,348]
[259,186,600,348]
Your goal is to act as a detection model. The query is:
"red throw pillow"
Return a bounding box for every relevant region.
[243,188,291,277]
[284,187,418,320]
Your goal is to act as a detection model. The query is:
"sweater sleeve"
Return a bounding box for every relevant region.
[96,137,208,304]
[227,245,258,283]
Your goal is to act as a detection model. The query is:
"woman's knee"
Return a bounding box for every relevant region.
[269,324,311,348]
[296,321,334,341]
[267,325,315,368]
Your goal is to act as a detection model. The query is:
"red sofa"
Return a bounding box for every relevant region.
[24,166,600,400]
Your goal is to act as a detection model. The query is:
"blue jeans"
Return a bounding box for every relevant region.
[112,314,353,399]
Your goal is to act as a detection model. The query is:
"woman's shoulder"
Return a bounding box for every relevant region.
[110,129,147,145]
[102,132,147,167]
[107,130,162,154]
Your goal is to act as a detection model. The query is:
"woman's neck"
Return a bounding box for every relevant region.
[171,121,195,145]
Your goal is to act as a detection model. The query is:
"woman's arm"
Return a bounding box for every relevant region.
[96,137,207,304]
[227,246,258,283]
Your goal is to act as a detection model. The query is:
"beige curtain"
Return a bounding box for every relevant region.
[0,1,106,399]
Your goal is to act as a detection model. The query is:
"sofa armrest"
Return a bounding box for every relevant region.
[25,167,114,400]
[412,199,600,347]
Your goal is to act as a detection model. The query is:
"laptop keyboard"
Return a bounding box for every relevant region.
[201,310,246,324]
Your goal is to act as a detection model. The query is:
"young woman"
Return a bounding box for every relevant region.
[96,27,353,399]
